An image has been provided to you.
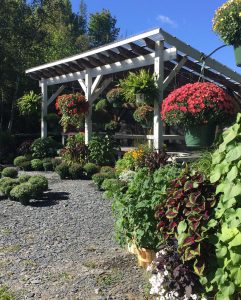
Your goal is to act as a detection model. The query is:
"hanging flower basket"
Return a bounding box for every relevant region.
[55,93,88,132]
[133,105,153,128]
[213,0,241,66]
[161,82,234,148]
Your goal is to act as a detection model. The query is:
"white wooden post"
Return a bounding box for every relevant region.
[84,70,92,144]
[40,80,48,138]
[153,40,164,151]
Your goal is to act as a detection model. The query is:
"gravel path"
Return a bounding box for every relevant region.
[0,172,150,300]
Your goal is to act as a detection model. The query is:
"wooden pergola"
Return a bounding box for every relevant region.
[26,28,241,149]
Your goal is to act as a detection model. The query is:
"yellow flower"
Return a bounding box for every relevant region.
[239,12,241,16]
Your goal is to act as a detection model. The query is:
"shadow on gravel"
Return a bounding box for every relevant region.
[30,191,70,207]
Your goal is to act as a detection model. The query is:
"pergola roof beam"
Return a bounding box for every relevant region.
[117,46,136,59]
[159,28,241,84]
[130,42,151,56]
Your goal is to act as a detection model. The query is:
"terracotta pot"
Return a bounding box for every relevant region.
[136,248,156,268]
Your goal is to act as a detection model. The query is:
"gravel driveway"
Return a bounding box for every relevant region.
[0,172,149,300]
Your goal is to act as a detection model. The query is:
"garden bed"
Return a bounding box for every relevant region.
[0,172,150,300]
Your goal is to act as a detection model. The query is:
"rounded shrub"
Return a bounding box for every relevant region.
[92,172,115,190]
[100,166,115,175]
[18,174,31,183]
[83,163,99,178]
[10,183,33,205]
[52,157,62,169]
[1,167,18,178]
[69,163,83,180]
[0,177,19,198]
[55,162,69,179]
[18,161,32,171]
[31,159,43,171]
[13,156,28,167]
[43,161,53,171]
[28,175,48,198]
[31,137,61,159]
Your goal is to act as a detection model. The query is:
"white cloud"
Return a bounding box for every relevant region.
[156,15,177,27]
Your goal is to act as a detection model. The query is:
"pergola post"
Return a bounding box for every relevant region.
[84,70,92,144]
[40,80,48,138]
[153,40,164,151]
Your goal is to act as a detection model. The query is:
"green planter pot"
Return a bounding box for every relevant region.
[234,45,241,67]
[184,124,216,149]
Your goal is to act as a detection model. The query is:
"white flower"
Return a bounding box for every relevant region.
[164,270,169,276]
[191,294,197,300]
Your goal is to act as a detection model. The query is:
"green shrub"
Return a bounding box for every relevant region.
[101,178,126,199]
[28,175,48,198]
[0,177,19,198]
[92,172,115,189]
[31,137,61,159]
[88,135,118,166]
[31,159,43,171]
[43,161,53,171]
[1,167,18,178]
[100,166,115,175]
[13,156,28,167]
[10,183,33,205]
[83,163,99,178]
[18,160,32,171]
[55,162,69,179]
[0,285,15,300]
[18,174,31,183]
[69,163,83,180]
[52,157,62,169]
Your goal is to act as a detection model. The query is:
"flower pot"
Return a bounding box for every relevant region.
[136,248,156,268]
[234,45,241,67]
[184,123,216,149]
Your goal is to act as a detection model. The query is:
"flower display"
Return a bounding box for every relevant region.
[161,82,234,127]
[213,0,241,45]
[55,93,88,131]
[133,105,153,128]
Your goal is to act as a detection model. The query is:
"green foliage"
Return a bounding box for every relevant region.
[92,172,115,189]
[189,151,213,179]
[106,88,124,108]
[119,69,159,104]
[112,165,181,250]
[104,120,120,133]
[156,171,217,276]
[115,152,135,175]
[0,286,15,300]
[17,91,41,116]
[28,175,48,198]
[213,0,241,45]
[10,183,33,205]
[0,177,18,198]
[31,159,43,171]
[2,167,18,178]
[51,157,62,169]
[83,163,99,178]
[31,137,60,159]
[60,134,87,165]
[88,9,120,47]
[205,113,241,299]
[95,99,109,111]
[55,162,69,179]
[18,174,31,183]
[13,156,28,167]
[100,166,115,175]
[133,105,153,128]
[101,178,126,199]
[88,135,118,166]
[43,161,53,171]
[18,161,32,171]
[69,163,83,180]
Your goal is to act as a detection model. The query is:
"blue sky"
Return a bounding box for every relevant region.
[71,0,241,74]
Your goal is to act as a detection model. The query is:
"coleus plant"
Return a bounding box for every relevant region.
[148,239,203,299]
[155,171,217,276]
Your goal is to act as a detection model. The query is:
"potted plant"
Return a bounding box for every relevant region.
[213,0,241,66]
[106,87,125,108]
[119,69,159,105]
[133,105,153,128]
[55,93,88,132]
[161,82,234,148]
